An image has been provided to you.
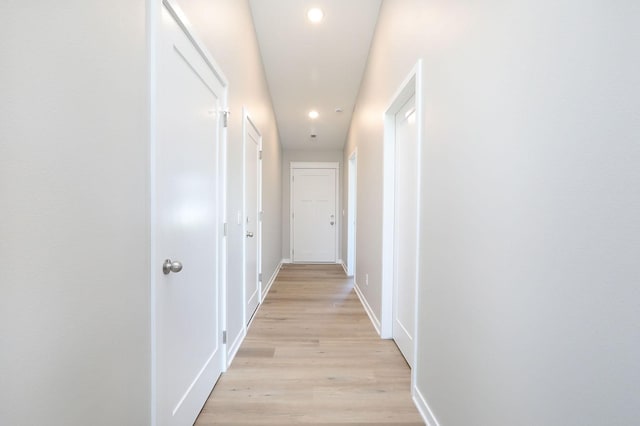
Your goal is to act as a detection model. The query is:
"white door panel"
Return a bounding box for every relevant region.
[291,168,337,262]
[244,115,261,324]
[393,94,418,367]
[155,4,224,425]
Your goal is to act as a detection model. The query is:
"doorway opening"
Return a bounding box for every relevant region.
[243,109,262,326]
[381,60,423,373]
[290,162,339,263]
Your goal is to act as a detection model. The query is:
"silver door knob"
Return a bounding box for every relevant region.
[330,222,334,225]
[163,259,183,275]
[246,231,254,238]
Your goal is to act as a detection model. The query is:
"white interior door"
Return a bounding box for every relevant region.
[393,94,418,367]
[154,4,225,425]
[291,166,337,262]
[244,114,261,324]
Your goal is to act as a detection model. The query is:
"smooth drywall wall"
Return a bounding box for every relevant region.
[346,0,640,425]
[176,0,282,358]
[281,150,343,261]
[0,1,150,424]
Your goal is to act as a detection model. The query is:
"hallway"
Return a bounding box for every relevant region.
[3,1,639,424]
[195,264,423,425]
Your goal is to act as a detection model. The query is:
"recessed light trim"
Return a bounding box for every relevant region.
[308,110,319,119]
[307,8,324,23]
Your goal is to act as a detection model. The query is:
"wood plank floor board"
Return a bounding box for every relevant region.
[195,264,424,425]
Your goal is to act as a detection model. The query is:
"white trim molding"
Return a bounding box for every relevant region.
[380,58,424,399]
[353,281,381,335]
[381,59,423,340]
[227,259,283,369]
[290,162,339,169]
[242,107,263,327]
[261,261,283,302]
[346,148,358,278]
[226,328,246,369]
[413,386,441,426]
[338,260,349,276]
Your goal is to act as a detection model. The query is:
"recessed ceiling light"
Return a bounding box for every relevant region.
[307,8,324,23]
[308,110,319,119]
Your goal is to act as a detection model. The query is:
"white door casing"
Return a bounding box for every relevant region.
[347,150,358,277]
[243,110,261,324]
[381,61,423,381]
[392,93,418,367]
[290,163,339,263]
[153,2,227,425]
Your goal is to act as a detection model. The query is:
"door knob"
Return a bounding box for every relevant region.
[246,231,254,238]
[330,221,335,225]
[163,259,183,275]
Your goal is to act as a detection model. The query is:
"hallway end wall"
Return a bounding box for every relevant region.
[346,0,640,425]
[177,0,283,359]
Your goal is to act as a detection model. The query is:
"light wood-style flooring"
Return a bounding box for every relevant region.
[195,264,424,425]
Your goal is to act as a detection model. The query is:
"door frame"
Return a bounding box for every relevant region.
[381,60,423,380]
[347,149,358,277]
[242,107,262,325]
[149,1,228,424]
[290,162,340,263]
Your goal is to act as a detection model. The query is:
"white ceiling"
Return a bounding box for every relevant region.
[249,0,382,151]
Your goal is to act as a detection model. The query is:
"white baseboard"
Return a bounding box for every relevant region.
[261,261,283,302]
[227,261,283,369]
[282,258,291,264]
[226,327,246,369]
[338,260,349,276]
[413,385,440,426]
[353,281,381,335]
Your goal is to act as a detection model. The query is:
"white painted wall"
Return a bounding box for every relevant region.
[0,1,150,424]
[346,0,640,424]
[176,0,282,360]
[281,150,343,261]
